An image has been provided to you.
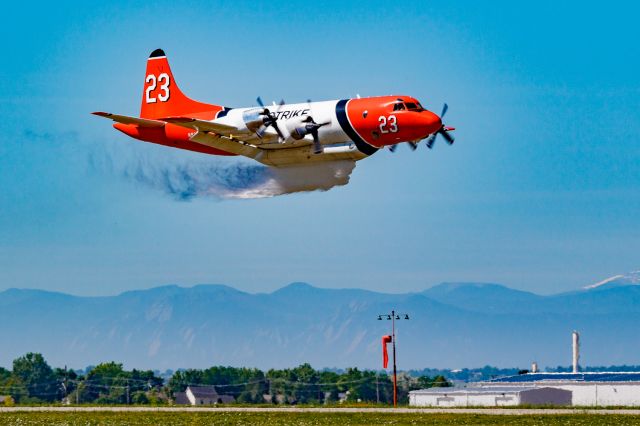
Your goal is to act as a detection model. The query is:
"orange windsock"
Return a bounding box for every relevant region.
[382,335,392,368]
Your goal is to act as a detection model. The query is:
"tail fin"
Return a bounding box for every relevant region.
[140,49,220,119]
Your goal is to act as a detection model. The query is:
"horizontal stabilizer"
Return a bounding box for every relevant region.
[160,116,238,135]
[92,112,165,128]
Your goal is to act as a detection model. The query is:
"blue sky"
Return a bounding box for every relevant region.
[0,0,638,296]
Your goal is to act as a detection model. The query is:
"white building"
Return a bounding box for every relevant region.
[481,372,640,406]
[409,386,571,407]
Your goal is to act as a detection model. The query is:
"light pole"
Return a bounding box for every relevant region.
[378,310,409,407]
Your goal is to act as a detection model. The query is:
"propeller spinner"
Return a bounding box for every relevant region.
[425,103,455,149]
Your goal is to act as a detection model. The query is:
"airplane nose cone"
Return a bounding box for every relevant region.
[419,110,442,134]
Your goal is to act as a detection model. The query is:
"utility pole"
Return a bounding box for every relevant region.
[62,365,68,400]
[378,310,410,408]
[376,373,380,404]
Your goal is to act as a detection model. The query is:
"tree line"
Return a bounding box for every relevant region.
[0,353,450,405]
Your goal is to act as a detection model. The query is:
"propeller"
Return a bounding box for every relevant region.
[388,104,452,153]
[388,141,417,152]
[425,103,455,149]
[300,115,330,154]
[256,96,285,142]
[287,100,330,154]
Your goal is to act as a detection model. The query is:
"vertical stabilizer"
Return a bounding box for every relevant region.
[140,49,221,119]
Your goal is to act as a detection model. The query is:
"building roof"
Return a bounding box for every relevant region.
[187,385,219,398]
[411,386,540,395]
[173,391,189,404]
[488,372,640,383]
[218,395,235,404]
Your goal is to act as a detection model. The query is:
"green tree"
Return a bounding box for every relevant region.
[2,376,27,403]
[11,353,58,402]
[53,367,77,401]
[319,371,340,404]
[167,369,203,396]
[290,363,321,404]
[78,362,163,404]
[0,367,10,382]
[81,362,129,404]
[131,390,149,404]
[432,375,451,387]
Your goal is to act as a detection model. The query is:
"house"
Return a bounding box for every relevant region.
[173,391,190,405]
[176,385,235,405]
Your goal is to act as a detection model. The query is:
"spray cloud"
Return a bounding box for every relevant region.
[92,142,356,200]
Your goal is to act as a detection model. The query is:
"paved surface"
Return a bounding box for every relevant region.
[2,406,640,415]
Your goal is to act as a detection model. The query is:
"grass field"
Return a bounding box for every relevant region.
[2,412,640,425]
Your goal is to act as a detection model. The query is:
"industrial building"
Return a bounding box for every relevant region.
[482,372,640,406]
[409,386,571,407]
[410,331,640,407]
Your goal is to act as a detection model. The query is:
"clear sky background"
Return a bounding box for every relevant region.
[0,1,638,296]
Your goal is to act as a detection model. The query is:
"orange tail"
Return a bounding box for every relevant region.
[140,49,222,119]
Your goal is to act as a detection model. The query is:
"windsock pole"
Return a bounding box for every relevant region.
[392,310,397,408]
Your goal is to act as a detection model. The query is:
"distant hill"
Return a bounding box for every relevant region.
[1,272,640,371]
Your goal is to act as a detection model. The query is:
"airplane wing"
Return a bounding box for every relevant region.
[188,130,262,159]
[92,111,275,160]
[92,112,165,128]
[161,116,282,146]
[160,116,239,136]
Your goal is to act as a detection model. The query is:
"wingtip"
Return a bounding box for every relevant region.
[92,111,111,117]
[149,48,166,58]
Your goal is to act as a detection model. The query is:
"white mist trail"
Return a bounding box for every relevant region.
[91,143,356,200]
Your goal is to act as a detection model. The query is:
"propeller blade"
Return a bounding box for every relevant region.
[256,124,267,139]
[425,133,437,149]
[273,123,285,141]
[440,129,455,145]
[389,144,398,153]
[256,96,265,108]
[311,129,323,154]
[408,141,418,151]
[440,103,448,119]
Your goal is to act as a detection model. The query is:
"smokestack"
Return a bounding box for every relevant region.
[572,331,580,373]
[531,362,538,373]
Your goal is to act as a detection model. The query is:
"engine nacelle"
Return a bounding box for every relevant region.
[290,126,309,140]
[242,108,265,133]
[286,117,311,140]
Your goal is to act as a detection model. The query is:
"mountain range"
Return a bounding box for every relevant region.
[1,271,640,371]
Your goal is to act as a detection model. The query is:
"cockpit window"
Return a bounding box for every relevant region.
[393,103,406,111]
[405,102,419,110]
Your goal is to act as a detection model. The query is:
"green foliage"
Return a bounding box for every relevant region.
[131,390,149,405]
[168,366,266,403]
[3,352,450,406]
[11,352,58,402]
[77,362,163,404]
[0,366,10,382]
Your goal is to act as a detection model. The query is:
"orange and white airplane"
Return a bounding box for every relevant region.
[93,49,454,167]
